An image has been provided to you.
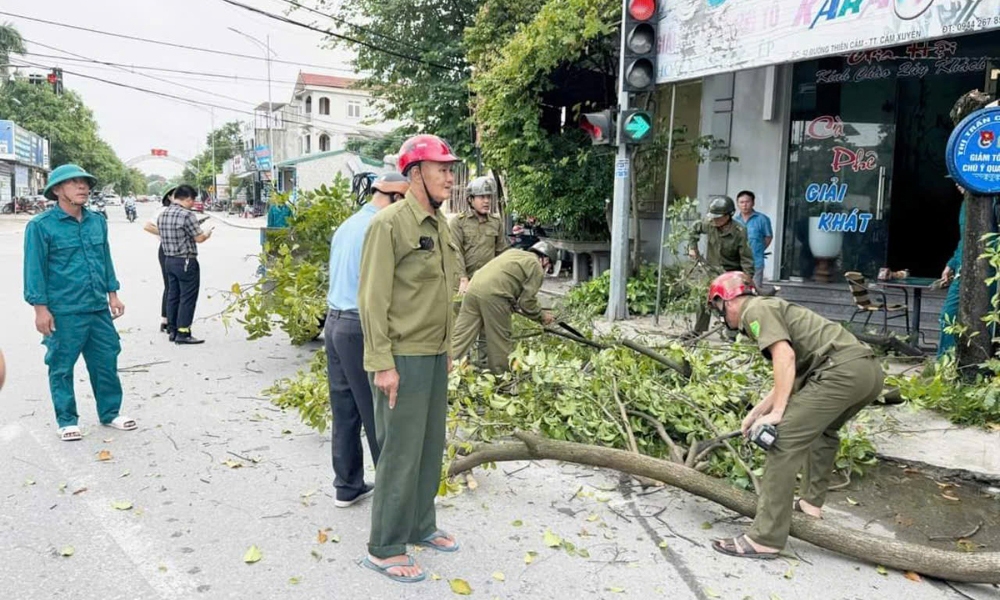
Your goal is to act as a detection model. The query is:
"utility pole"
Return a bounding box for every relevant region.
[211,107,216,200]
[267,34,275,196]
[606,0,633,321]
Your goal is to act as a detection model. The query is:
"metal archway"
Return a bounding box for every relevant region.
[124,151,192,169]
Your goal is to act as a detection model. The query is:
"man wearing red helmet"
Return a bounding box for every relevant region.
[706,271,883,559]
[358,134,461,582]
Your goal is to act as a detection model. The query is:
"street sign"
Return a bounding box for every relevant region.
[946,106,1000,195]
[619,110,654,145]
[615,158,630,179]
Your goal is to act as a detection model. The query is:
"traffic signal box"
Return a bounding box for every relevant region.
[581,0,657,145]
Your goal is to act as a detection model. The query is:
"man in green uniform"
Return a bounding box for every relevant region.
[687,195,755,335]
[453,242,556,373]
[358,134,461,583]
[450,175,508,366]
[705,272,883,559]
[23,164,138,442]
[451,176,508,293]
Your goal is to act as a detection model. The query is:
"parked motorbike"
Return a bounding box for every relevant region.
[125,205,137,222]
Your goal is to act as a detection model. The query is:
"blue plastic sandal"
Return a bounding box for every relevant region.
[362,556,426,583]
[416,530,460,553]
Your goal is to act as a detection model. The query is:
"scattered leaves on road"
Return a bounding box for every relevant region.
[289,577,301,585]
[24,479,35,486]
[329,534,340,543]
[111,501,133,511]
[606,587,625,594]
[876,565,888,576]
[700,521,713,530]
[316,530,328,544]
[310,549,322,561]
[512,519,523,527]
[97,450,112,462]
[846,497,859,506]
[543,529,562,548]
[704,588,720,598]
[449,579,472,595]
[492,571,505,581]
[585,513,599,522]
[243,545,262,564]
[783,566,794,579]
[904,571,922,583]
[524,551,537,564]
[59,546,75,557]
[120,470,130,478]
[658,541,669,549]
[222,460,243,469]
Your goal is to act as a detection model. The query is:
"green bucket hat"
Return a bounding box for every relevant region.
[43,164,97,201]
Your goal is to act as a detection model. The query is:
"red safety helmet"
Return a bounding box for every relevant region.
[707,271,757,307]
[397,134,460,175]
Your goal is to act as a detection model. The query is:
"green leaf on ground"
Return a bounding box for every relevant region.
[111,501,133,511]
[492,571,505,581]
[606,587,625,594]
[512,519,523,527]
[876,565,888,576]
[289,577,301,585]
[700,522,713,530]
[243,545,263,564]
[658,540,669,549]
[524,551,538,564]
[60,546,75,557]
[449,579,472,595]
[543,529,562,548]
[705,588,720,598]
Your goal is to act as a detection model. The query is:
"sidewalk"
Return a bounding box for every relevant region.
[205,211,266,231]
[540,278,1000,484]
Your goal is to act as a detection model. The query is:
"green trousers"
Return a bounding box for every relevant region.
[42,310,123,428]
[453,293,513,374]
[368,354,449,559]
[748,356,883,548]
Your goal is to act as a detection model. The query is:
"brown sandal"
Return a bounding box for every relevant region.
[711,534,780,560]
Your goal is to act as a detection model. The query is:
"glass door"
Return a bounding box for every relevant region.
[782,57,897,282]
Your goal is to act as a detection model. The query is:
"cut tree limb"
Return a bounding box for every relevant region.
[448,433,1000,584]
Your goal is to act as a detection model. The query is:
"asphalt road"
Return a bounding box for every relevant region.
[0,204,993,600]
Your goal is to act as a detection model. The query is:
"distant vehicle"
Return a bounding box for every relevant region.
[192,199,205,213]
[103,194,121,206]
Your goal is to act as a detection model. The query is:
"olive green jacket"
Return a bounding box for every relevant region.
[449,210,508,279]
[688,218,755,277]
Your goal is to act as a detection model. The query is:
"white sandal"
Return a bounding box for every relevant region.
[57,426,82,442]
[103,416,137,431]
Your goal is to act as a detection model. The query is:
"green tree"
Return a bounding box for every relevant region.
[0,22,25,82]
[299,0,478,157]
[468,0,620,239]
[183,121,243,189]
[0,79,137,193]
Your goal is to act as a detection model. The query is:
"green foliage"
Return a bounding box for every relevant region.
[301,0,476,157]
[834,414,878,476]
[565,198,707,316]
[0,79,138,194]
[468,0,619,240]
[224,178,355,345]
[182,121,244,189]
[888,356,1000,427]
[266,350,332,433]
[345,127,414,160]
[0,22,26,81]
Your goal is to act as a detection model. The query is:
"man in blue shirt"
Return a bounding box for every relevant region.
[324,172,409,508]
[734,190,774,291]
[23,164,137,442]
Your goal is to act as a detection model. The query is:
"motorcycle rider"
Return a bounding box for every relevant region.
[124,194,137,222]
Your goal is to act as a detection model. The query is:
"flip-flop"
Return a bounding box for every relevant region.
[57,426,82,442]
[103,416,137,431]
[793,498,822,519]
[361,556,426,583]
[711,534,780,560]
[416,530,460,553]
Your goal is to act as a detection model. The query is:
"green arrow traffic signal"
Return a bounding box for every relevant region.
[620,110,653,144]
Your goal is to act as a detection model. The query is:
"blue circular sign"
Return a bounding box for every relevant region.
[946,105,1000,195]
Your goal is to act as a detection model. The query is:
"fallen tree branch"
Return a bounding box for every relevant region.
[618,339,692,380]
[626,409,685,464]
[448,433,1000,584]
[928,520,983,542]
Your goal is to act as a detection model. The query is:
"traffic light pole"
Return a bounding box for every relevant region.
[606,0,631,321]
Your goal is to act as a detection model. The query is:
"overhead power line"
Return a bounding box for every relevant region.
[12,58,394,137]
[216,0,464,72]
[21,51,305,86]
[0,9,356,73]
[273,0,408,50]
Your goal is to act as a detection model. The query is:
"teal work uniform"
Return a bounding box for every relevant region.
[738,297,883,550]
[23,205,124,428]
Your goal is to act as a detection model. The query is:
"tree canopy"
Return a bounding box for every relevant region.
[0,79,146,195]
[183,121,244,190]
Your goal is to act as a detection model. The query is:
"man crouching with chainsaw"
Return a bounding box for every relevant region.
[706,271,883,559]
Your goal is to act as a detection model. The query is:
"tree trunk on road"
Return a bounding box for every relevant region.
[449,432,1000,584]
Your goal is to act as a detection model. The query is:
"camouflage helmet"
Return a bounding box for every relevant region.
[706,195,736,218]
[529,241,557,264]
[466,176,496,198]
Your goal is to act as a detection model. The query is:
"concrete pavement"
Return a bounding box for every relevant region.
[0,206,994,599]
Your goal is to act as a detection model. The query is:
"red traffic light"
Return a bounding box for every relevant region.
[580,110,614,145]
[628,0,656,21]
[47,73,57,84]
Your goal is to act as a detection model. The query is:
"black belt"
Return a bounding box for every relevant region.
[164,254,198,259]
[328,309,360,320]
